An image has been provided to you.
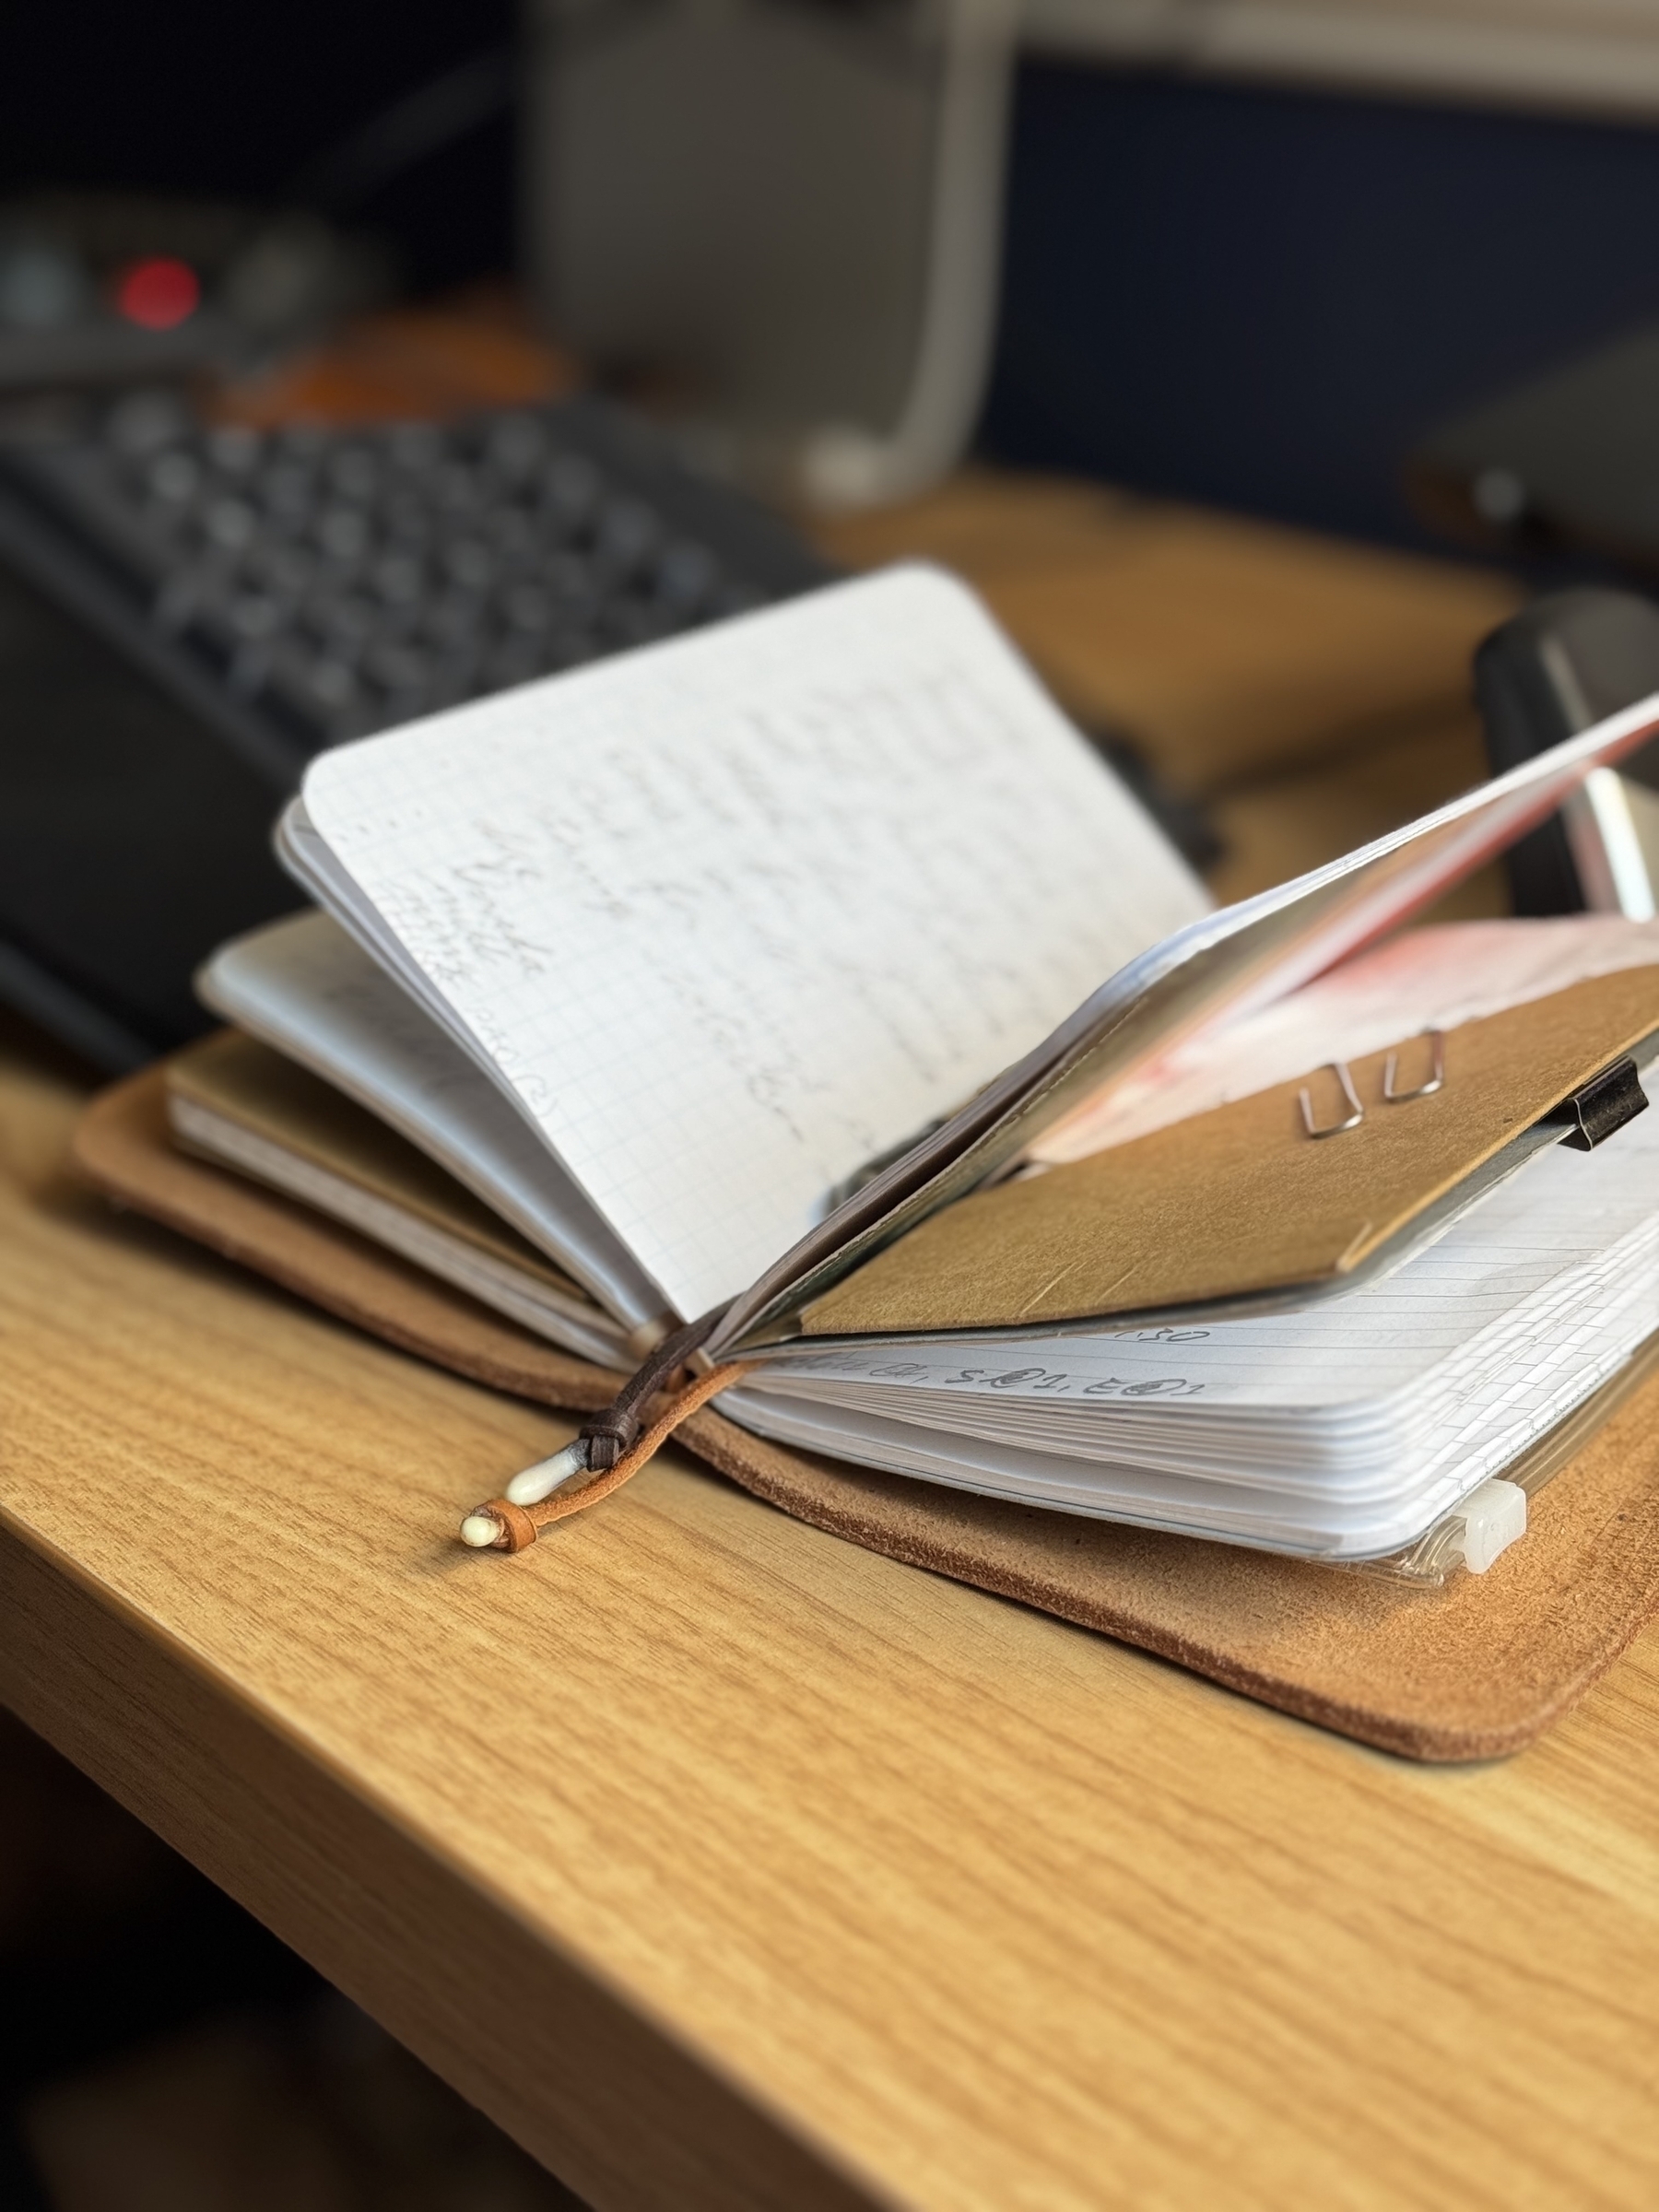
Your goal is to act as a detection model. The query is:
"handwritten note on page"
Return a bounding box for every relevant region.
[296,568,1208,1317]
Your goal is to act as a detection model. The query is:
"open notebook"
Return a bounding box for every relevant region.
[182,565,1659,1560]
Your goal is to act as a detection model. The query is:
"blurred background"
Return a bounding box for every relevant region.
[12,0,1659,536]
[9,1,1659,2202]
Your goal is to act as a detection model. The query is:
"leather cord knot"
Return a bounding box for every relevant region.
[459,1307,747,1553]
[577,1307,724,1471]
[463,1352,754,1549]
[579,1414,636,1474]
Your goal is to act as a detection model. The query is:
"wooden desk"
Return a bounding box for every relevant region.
[6,488,1658,2212]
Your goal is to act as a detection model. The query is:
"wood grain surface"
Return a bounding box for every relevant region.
[6,1027,1659,2212]
[3,476,1649,2211]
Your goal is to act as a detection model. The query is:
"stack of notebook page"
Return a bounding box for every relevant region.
[169,564,1659,1567]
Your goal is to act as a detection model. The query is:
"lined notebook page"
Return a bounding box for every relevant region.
[298,568,1207,1316]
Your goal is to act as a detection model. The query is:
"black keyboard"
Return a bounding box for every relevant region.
[0,393,832,1065]
[0,391,830,768]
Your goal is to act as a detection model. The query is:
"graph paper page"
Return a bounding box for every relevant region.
[297,568,1207,1317]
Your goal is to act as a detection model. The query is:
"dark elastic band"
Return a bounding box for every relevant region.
[578,1307,724,1470]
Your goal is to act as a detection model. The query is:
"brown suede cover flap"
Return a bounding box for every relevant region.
[170,1027,583,1294]
[72,1065,1659,1763]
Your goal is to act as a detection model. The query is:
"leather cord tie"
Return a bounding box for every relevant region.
[580,1308,724,1470]
[462,1308,754,1553]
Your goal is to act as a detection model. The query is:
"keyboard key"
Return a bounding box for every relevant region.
[442,539,494,593]
[245,541,316,598]
[147,451,203,508]
[229,592,285,642]
[385,422,443,470]
[484,636,544,690]
[603,598,674,650]
[260,460,316,527]
[422,593,485,650]
[262,647,377,743]
[537,548,596,609]
[154,563,221,631]
[370,550,424,606]
[541,453,601,535]
[309,659,358,708]
[205,498,258,552]
[433,461,483,512]
[428,648,482,705]
[654,541,720,612]
[364,639,431,694]
[486,413,546,480]
[502,582,553,633]
[274,424,328,463]
[105,390,191,456]
[326,446,381,501]
[482,506,537,561]
[316,507,371,562]
[207,426,264,477]
[380,492,435,548]
[594,496,661,574]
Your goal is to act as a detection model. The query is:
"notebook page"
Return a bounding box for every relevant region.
[718,1262,1655,1554]
[199,911,663,1329]
[295,568,1207,1318]
[732,1252,1659,1550]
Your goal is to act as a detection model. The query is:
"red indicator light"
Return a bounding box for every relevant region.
[115,257,201,331]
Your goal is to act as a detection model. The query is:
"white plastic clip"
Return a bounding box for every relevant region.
[1453,1478,1527,1572]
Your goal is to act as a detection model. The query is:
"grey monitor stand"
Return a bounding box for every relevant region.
[524,0,1016,509]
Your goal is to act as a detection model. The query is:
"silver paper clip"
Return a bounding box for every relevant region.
[1382,1029,1445,1103]
[1299,1061,1364,1138]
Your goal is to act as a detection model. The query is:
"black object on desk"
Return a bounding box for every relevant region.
[0,392,831,1068]
[1476,585,1659,917]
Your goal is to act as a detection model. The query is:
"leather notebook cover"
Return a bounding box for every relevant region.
[803,967,1659,1337]
[73,1065,1659,1763]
